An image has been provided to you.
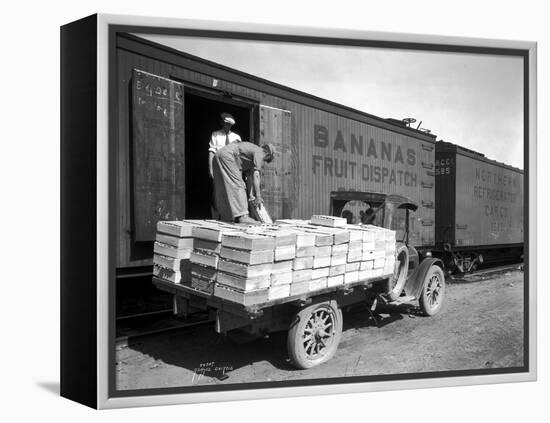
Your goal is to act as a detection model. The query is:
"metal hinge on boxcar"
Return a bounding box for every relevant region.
[421,201,434,208]
[422,162,434,169]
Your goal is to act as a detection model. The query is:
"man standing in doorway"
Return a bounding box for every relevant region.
[208,112,241,218]
[208,112,241,179]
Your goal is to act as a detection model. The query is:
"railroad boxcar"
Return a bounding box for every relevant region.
[434,141,524,272]
[114,33,438,276]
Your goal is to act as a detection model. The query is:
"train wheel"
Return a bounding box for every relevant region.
[287,301,343,369]
[419,266,446,316]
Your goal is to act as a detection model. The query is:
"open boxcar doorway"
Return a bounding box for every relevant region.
[184,89,255,218]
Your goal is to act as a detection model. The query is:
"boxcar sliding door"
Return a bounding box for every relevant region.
[131,69,186,241]
[259,105,295,220]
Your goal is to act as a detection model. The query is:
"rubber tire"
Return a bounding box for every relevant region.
[287,302,343,369]
[419,265,446,316]
[388,245,409,301]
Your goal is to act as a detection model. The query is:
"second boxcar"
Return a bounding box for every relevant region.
[435,141,524,272]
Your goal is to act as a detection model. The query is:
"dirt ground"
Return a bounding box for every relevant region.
[116,269,525,390]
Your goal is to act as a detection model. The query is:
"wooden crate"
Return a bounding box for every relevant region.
[220,247,274,265]
[310,215,346,228]
[153,242,192,259]
[218,259,272,278]
[216,271,271,291]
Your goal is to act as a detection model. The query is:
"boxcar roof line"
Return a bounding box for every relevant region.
[437,141,524,173]
[117,32,437,143]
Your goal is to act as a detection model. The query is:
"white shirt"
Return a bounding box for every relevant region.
[209,129,241,153]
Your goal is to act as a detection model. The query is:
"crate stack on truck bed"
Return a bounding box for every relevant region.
[152,221,195,283]
[153,216,396,307]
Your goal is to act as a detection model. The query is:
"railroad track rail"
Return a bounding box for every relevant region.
[116,311,213,347]
[116,309,172,321]
[448,262,523,283]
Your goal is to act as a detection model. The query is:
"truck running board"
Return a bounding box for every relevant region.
[388,295,416,305]
[378,294,416,306]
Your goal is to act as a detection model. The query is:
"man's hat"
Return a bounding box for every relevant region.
[221,112,236,125]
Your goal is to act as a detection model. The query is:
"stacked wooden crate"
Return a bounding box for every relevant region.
[354,224,396,280]
[153,216,397,307]
[368,224,397,276]
[277,217,396,290]
[261,228,297,300]
[292,222,350,294]
[153,221,198,283]
[190,222,240,295]
[215,232,273,305]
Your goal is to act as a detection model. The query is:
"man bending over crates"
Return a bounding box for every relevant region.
[212,141,275,224]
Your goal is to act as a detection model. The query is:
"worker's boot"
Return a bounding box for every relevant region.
[236,214,259,225]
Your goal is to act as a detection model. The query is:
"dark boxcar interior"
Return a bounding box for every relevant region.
[184,90,253,219]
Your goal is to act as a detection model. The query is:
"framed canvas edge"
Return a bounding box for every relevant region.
[99,372,535,410]
[95,13,537,409]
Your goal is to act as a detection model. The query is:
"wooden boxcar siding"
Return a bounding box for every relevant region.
[116,46,435,268]
[291,106,435,247]
[454,154,523,247]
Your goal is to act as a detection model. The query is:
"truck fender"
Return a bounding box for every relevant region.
[289,298,339,331]
[404,258,444,299]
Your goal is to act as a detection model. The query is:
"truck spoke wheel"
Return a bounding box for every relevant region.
[301,309,335,359]
[419,266,446,316]
[426,273,442,307]
[287,302,343,369]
